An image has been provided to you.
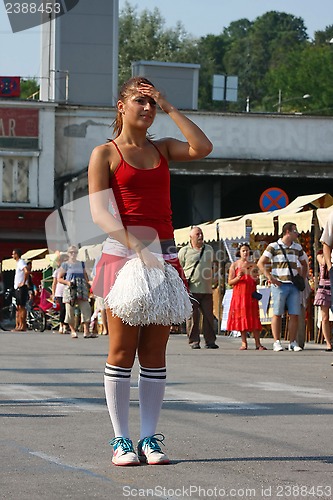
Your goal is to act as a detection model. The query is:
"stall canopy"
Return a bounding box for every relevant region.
[174,222,211,246]
[316,205,333,229]
[77,244,103,262]
[1,249,54,272]
[174,193,333,244]
[250,193,333,236]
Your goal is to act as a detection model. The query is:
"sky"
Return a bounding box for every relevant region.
[1,0,332,78]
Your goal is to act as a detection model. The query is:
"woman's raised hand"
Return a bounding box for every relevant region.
[138,83,172,113]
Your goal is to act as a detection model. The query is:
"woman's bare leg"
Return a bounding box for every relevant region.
[240,331,247,350]
[321,306,332,350]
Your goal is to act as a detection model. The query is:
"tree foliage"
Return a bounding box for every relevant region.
[119,4,331,113]
[19,5,333,114]
[221,12,308,109]
[20,78,39,99]
[118,1,199,84]
[313,25,333,45]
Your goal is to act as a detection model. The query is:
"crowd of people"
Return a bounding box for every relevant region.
[7,77,333,468]
[10,246,108,337]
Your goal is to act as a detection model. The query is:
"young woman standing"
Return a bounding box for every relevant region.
[88,77,212,466]
[227,243,266,351]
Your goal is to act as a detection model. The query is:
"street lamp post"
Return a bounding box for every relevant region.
[275,90,311,113]
[277,89,282,113]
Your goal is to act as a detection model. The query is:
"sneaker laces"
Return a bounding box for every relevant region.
[139,433,166,453]
[110,437,134,453]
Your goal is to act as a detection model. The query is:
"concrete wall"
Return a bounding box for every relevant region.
[54,108,333,178]
[150,112,333,163]
[38,104,56,206]
[40,0,118,106]
[132,61,200,110]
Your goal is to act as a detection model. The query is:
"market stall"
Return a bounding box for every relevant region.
[174,193,333,343]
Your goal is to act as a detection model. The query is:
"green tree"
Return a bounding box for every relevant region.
[221,19,253,111]
[196,13,308,111]
[118,2,198,84]
[20,79,39,99]
[196,34,227,110]
[265,44,333,114]
[227,12,308,107]
[119,4,333,115]
[313,25,333,45]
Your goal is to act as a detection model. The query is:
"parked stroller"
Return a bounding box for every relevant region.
[38,288,61,331]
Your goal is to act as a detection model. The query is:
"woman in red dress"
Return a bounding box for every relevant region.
[227,243,266,350]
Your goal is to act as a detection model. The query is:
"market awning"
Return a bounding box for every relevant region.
[30,254,57,271]
[218,216,247,240]
[174,222,211,246]
[285,193,333,210]
[174,225,192,246]
[202,216,243,241]
[173,193,333,242]
[22,248,48,260]
[250,193,333,236]
[1,250,54,272]
[250,212,275,236]
[77,244,103,262]
[317,206,333,229]
[1,259,16,271]
[278,210,314,234]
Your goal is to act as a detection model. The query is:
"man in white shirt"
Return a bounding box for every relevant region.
[12,248,29,331]
[258,222,308,352]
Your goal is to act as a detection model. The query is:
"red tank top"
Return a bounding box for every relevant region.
[109,140,174,240]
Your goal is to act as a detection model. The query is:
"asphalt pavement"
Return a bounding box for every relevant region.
[1,330,333,500]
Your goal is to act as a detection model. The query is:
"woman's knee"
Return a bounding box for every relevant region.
[107,349,136,368]
[137,327,169,366]
[106,314,140,366]
[321,307,329,322]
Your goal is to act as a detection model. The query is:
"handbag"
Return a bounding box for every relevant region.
[251,290,262,300]
[291,273,306,292]
[278,244,305,291]
[63,277,89,305]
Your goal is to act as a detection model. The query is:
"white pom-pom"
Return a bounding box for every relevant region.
[106,258,192,326]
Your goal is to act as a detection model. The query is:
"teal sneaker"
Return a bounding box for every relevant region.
[137,433,170,465]
[109,437,140,466]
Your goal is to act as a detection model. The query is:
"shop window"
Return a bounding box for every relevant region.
[1,157,30,203]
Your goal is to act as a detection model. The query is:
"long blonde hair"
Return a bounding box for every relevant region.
[111,76,155,138]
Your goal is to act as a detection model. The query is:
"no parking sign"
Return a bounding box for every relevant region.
[259,188,289,212]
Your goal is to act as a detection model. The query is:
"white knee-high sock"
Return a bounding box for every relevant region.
[104,363,132,438]
[138,366,166,440]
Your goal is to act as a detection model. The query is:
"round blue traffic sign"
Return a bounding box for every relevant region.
[259,188,289,212]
